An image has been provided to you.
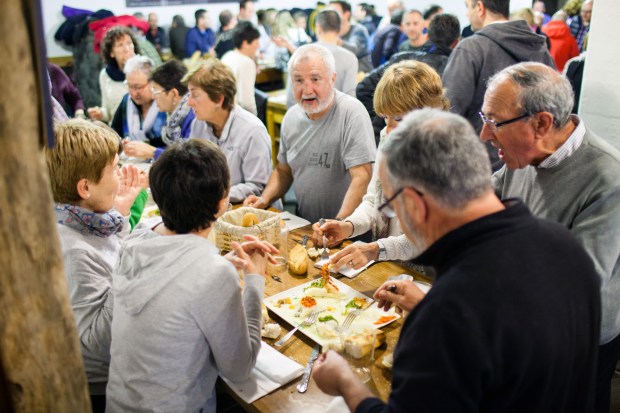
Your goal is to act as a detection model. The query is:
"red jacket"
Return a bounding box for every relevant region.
[89,16,149,54]
[542,21,580,72]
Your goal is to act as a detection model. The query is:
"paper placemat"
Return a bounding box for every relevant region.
[281,211,312,231]
[222,341,304,404]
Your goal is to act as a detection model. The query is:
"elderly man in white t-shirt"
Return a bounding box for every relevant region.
[244,44,376,224]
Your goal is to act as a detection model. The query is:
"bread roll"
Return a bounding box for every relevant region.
[241,212,259,227]
[261,323,281,339]
[344,329,386,359]
[288,243,308,274]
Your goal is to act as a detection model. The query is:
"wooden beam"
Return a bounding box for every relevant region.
[0,1,91,411]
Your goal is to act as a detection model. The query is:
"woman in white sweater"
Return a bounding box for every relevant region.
[314,61,450,270]
[221,20,260,115]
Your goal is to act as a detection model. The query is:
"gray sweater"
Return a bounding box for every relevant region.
[56,222,129,395]
[106,228,265,413]
[493,128,620,345]
[442,20,555,167]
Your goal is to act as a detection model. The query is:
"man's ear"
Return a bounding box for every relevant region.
[477,0,486,20]
[533,112,555,140]
[402,188,427,224]
[76,178,91,200]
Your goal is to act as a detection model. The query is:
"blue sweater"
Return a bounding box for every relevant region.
[185,27,215,57]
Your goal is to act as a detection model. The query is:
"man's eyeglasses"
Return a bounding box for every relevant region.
[378,187,424,219]
[123,80,149,91]
[478,111,531,133]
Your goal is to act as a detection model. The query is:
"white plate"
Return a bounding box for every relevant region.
[264,276,400,347]
[313,257,374,279]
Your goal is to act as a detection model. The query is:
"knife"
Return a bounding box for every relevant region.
[296,345,320,393]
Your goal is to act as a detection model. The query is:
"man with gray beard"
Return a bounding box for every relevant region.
[312,108,600,412]
[244,44,375,223]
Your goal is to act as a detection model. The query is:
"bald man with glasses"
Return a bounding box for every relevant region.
[484,62,620,413]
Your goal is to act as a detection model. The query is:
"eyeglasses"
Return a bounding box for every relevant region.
[378,187,424,219]
[150,87,167,96]
[123,80,149,91]
[478,111,531,132]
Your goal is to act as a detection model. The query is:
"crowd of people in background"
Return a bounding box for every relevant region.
[45,1,620,413]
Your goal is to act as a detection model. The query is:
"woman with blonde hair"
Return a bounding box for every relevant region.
[314,60,449,270]
[46,119,144,412]
[186,59,272,203]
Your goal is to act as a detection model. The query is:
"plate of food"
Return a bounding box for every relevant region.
[264,265,400,347]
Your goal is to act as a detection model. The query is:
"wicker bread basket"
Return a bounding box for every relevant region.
[214,207,281,251]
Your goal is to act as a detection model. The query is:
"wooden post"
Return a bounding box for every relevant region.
[0,1,91,411]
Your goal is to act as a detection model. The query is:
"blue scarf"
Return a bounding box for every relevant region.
[54,203,125,238]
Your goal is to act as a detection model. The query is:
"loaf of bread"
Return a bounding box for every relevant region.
[288,243,308,274]
[241,212,259,227]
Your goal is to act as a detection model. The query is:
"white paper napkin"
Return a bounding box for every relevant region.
[222,341,304,404]
[324,396,350,413]
[281,211,312,231]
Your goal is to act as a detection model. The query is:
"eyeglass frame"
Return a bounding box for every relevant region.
[150,86,168,96]
[478,111,531,132]
[378,186,424,219]
[123,80,150,91]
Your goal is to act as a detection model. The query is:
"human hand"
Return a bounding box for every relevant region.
[330,242,378,270]
[311,219,352,248]
[87,106,104,121]
[230,240,269,276]
[114,165,144,216]
[271,35,289,48]
[123,140,156,159]
[312,350,358,396]
[373,280,426,314]
[243,195,268,209]
[225,235,278,270]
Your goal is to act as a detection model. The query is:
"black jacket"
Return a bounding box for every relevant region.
[358,201,600,413]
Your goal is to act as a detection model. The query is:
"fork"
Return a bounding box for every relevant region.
[338,310,361,333]
[338,300,375,333]
[275,309,321,347]
[319,218,330,261]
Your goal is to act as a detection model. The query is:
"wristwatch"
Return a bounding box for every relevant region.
[377,240,387,261]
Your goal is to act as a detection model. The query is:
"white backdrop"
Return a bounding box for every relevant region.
[43,0,531,58]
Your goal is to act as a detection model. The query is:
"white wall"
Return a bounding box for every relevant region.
[43,0,530,58]
[578,1,620,151]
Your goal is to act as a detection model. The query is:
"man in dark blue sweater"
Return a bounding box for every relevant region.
[313,108,600,413]
[185,9,216,57]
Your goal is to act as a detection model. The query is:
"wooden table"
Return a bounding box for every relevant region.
[227,225,430,412]
[265,90,287,167]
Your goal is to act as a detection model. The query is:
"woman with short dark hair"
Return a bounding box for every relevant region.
[87,26,140,123]
[106,139,276,413]
[122,59,193,159]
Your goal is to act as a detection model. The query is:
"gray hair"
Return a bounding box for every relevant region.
[487,62,573,129]
[381,108,493,210]
[315,9,341,33]
[288,44,336,77]
[123,55,155,75]
[551,10,568,21]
